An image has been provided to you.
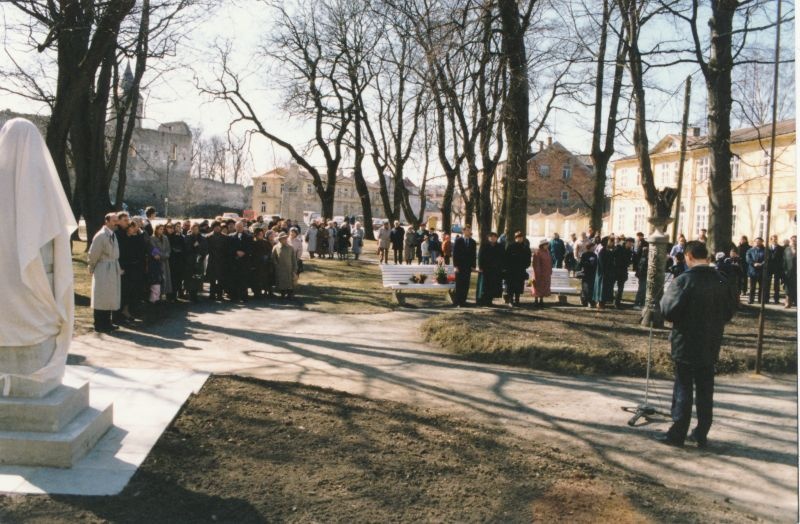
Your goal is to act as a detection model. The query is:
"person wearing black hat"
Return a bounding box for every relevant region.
[452,225,476,306]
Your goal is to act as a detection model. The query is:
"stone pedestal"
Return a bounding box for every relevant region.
[0,337,113,468]
[0,242,113,468]
[641,218,672,328]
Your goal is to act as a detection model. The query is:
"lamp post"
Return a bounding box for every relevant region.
[164,146,177,218]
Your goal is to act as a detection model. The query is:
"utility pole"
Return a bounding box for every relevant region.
[671,76,691,243]
[755,0,782,374]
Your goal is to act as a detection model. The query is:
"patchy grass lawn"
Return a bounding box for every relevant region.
[0,376,753,523]
[421,302,797,378]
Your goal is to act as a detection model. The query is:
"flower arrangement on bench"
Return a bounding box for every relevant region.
[433,257,448,284]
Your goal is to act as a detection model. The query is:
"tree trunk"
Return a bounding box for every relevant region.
[706,3,736,253]
[589,0,625,235]
[499,0,530,238]
[351,116,375,240]
[441,173,456,234]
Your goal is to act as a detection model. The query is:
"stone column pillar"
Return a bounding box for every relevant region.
[641,218,672,328]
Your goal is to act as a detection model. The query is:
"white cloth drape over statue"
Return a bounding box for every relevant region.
[0,118,77,395]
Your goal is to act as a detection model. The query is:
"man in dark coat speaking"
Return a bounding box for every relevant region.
[452,225,477,307]
[657,240,737,448]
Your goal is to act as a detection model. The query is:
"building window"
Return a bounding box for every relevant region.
[731,204,737,233]
[762,151,770,176]
[672,162,679,186]
[170,144,177,161]
[561,190,569,203]
[697,156,709,182]
[695,204,708,236]
[562,165,572,180]
[307,184,313,194]
[260,202,266,213]
[539,165,550,178]
[280,184,284,194]
[616,205,626,232]
[634,205,645,232]
[730,156,740,180]
[261,182,267,193]
[758,202,768,238]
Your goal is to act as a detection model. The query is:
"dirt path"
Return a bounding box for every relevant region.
[68,301,798,522]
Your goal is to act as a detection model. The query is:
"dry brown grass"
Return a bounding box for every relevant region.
[421,302,797,377]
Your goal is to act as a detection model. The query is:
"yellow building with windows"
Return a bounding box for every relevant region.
[609,120,796,242]
[251,163,383,221]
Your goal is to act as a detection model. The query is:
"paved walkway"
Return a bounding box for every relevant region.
[70,302,798,522]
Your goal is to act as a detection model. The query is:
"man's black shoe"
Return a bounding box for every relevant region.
[687,431,708,449]
[653,433,683,447]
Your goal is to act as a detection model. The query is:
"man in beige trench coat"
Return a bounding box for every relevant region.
[88,213,122,333]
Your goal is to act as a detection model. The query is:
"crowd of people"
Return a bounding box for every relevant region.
[411,224,798,312]
[87,208,306,333]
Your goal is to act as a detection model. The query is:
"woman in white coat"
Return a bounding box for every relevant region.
[351,222,365,260]
[88,213,122,332]
[305,222,319,258]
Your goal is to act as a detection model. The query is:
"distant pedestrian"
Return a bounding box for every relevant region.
[577,241,598,308]
[783,235,796,308]
[504,231,532,307]
[531,238,553,307]
[351,222,365,260]
[404,225,417,265]
[272,232,298,299]
[377,221,391,264]
[477,232,504,306]
[452,225,477,307]
[549,232,566,268]
[746,237,766,304]
[390,220,405,264]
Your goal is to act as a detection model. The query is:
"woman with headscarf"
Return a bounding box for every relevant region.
[593,236,615,309]
[272,232,299,299]
[149,224,173,302]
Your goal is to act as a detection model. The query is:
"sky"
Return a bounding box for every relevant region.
[0,0,794,186]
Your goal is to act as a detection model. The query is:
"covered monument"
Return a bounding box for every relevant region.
[0,118,112,467]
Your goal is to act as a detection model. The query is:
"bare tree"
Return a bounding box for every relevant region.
[659,0,794,252]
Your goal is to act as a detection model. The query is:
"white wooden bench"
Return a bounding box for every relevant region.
[625,271,674,294]
[380,264,456,306]
[526,267,579,304]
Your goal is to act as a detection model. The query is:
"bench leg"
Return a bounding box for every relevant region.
[393,290,406,306]
[557,294,568,304]
[448,288,456,305]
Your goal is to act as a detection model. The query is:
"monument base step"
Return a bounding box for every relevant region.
[0,383,90,432]
[0,402,113,468]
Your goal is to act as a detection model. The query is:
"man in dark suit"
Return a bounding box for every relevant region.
[229,220,253,302]
[657,241,737,448]
[452,225,477,307]
[765,234,785,304]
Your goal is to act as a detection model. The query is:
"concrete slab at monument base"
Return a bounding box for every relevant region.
[0,383,114,468]
[0,366,209,495]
